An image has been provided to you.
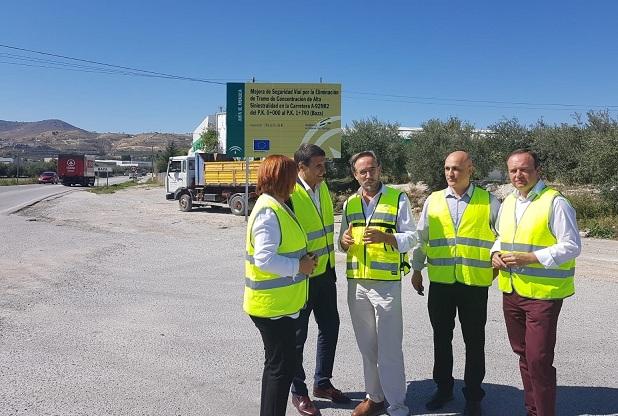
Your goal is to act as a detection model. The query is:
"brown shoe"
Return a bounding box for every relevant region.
[292,394,322,416]
[313,384,351,404]
[351,398,386,416]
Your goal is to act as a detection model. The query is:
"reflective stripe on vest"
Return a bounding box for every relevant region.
[243,195,308,318]
[426,187,495,287]
[344,186,410,281]
[497,187,575,300]
[289,181,335,277]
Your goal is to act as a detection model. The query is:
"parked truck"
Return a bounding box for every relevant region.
[58,154,96,186]
[165,152,260,214]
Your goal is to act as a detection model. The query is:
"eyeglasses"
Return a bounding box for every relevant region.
[357,166,378,176]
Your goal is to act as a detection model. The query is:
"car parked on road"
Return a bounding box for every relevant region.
[38,171,59,184]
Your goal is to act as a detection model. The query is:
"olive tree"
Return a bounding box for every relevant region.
[406,117,482,191]
[331,118,409,183]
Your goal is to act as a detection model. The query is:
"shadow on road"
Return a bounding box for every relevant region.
[404,379,618,416]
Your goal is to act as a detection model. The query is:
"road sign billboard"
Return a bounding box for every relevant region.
[226,83,341,158]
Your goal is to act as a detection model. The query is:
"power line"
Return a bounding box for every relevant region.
[342,95,607,113]
[1,43,616,112]
[0,52,177,78]
[0,43,227,85]
[343,90,618,109]
[0,59,177,78]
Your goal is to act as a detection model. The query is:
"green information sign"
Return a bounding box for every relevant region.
[226,82,342,158]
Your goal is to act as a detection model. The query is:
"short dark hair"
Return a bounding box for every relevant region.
[349,151,380,172]
[294,143,326,166]
[507,149,540,168]
[257,155,298,198]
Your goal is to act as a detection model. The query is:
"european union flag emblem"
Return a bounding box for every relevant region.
[253,139,270,152]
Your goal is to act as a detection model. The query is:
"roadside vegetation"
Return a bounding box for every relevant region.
[565,190,618,239]
[328,110,618,239]
[88,180,139,194]
[0,159,57,185]
[0,177,38,185]
[88,178,159,194]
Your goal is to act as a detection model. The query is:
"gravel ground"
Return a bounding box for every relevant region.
[0,186,617,416]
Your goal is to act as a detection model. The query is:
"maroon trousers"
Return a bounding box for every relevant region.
[503,291,563,416]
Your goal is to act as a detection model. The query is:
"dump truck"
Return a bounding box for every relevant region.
[58,154,96,187]
[165,152,260,214]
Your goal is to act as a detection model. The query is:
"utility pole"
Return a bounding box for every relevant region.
[151,144,155,179]
[147,132,158,179]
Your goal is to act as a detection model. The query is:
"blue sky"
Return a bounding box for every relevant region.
[1,0,617,133]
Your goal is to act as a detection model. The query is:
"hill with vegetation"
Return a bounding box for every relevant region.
[0,119,191,158]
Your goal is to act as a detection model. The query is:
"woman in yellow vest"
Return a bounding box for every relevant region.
[244,155,318,416]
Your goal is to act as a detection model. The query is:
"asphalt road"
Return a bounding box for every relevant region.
[0,176,132,215]
[0,187,616,416]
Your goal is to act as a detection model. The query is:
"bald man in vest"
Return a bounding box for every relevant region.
[491,149,581,416]
[411,151,500,416]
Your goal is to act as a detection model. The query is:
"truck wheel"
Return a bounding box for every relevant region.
[179,194,193,212]
[229,194,246,216]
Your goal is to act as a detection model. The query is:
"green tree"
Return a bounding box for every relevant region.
[0,160,57,178]
[156,140,184,172]
[192,129,220,153]
[529,121,585,184]
[406,117,479,191]
[486,118,532,176]
[332,118,409,183]
[573,111,618,185]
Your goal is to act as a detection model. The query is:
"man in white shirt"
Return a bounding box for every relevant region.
[411,151,500,416]
[339,151,416,416]
[491,149,581,416]
[288,144,349,416]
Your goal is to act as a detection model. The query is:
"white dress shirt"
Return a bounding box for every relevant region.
[338,183,417,253]
[251,194,300,278]
[491,180,581,268]
[297,176,322,211]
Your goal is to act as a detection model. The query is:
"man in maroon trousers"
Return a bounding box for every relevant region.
[491,150,581,416]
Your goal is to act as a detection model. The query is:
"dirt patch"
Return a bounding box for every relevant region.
[19,185,247,237]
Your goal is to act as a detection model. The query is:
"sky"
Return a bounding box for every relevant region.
[1,0,618,134]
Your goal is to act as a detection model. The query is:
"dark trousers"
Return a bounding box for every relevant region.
[291,267,340,396]
[428,281,488,401]
[503,291,563,416]
[251,315,297,416]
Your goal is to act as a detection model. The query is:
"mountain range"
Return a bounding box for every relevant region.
[0,119,192,158]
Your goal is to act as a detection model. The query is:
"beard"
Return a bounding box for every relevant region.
[362,180,380,194]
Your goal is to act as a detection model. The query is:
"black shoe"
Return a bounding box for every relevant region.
[463,400,482,416]
[425,391,454,410]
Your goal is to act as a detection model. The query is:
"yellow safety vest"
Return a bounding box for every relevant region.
[426,187,495,287]
[289,180,335,277]
[498,187,575,300]
[243,194,309,318]
[345,186,411,281]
